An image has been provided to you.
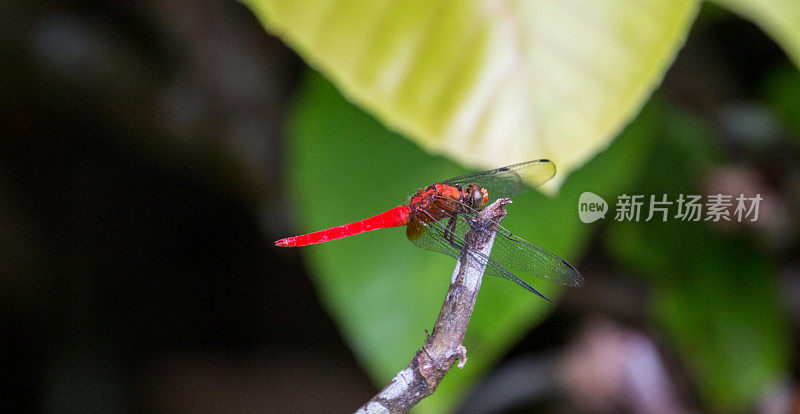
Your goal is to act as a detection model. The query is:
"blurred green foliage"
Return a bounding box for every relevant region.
[604,108,790,409]
[763,64,800,142]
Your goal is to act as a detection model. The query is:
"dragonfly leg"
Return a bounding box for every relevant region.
[446,215,457,246]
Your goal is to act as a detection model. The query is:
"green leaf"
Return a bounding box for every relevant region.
[246,0,698,185]
[762,64,800,142]
[604,108,790,409]
[284,72,659,412]
[712,0,800,69]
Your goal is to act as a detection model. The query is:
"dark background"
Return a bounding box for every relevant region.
[2,1,798,413]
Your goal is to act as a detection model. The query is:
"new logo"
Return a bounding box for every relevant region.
[579,192,608,223]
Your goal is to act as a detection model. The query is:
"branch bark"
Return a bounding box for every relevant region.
[355,198,513,414]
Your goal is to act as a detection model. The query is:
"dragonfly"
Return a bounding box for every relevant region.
[275,159,583,301]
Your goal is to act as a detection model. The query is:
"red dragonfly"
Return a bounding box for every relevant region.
[275,159,582,300]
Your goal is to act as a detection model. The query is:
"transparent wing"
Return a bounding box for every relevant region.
[441,159,557,200]
[407,213,552,301]
[453,201,583,287]
[490,219,583,287]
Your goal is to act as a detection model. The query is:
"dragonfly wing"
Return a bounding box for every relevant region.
[408,213,550,300]
[406,217,463,262]
[441,159,556,200]
[484,216,584,287]
[437,203,583,287]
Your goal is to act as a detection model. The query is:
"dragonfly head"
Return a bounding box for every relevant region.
[464,183,489,210]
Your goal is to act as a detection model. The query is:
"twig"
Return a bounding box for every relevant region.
[355,198,513,414]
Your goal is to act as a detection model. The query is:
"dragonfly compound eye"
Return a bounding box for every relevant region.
[470,187,487,209]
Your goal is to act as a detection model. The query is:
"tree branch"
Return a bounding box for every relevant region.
[355,198,513,414]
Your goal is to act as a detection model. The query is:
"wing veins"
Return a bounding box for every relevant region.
[440,160,556,200]
[413,211,550,300]
[448,201,584,287]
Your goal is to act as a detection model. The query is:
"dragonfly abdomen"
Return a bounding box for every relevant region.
[275,205,411,247]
